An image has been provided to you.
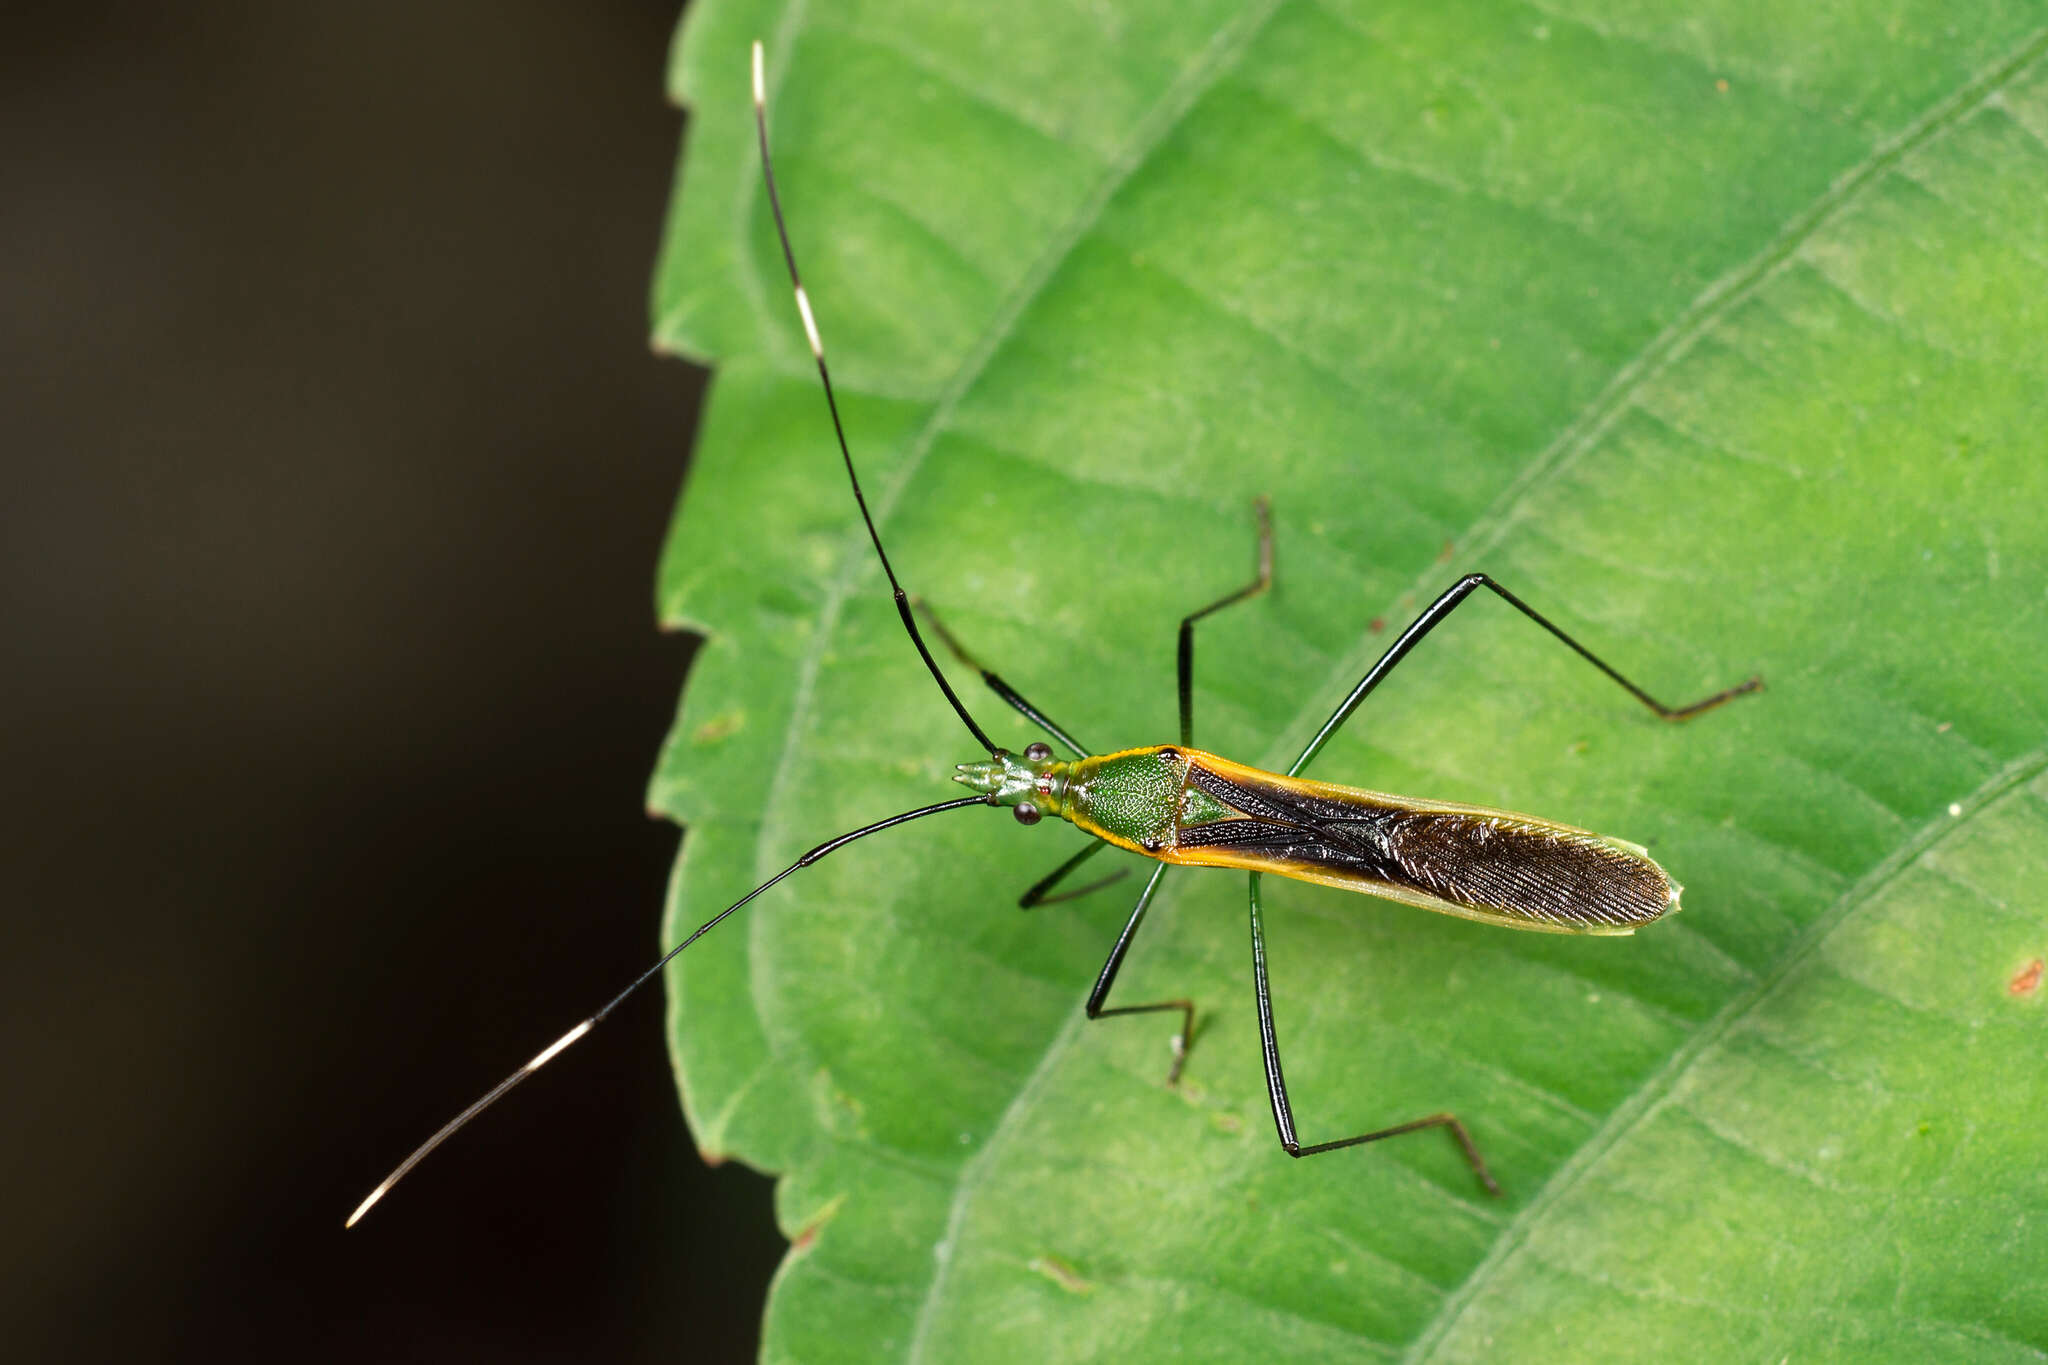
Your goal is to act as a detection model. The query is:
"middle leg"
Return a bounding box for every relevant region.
[1082,497,1272,1079]
[1178,497,1273,748]
[1083,864,1197,1085]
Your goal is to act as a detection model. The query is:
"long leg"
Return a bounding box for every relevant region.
[1249,872,1499,1192]
[1018,838,1129,909]
[1083,864,1197,1084]
[1179,498,1273,748]
[914,598,1089,757]
[1075,498,1271,1078]
[1292,573,1760,778]
[1250,574,1756,1186]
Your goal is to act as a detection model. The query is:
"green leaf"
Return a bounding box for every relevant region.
[650,4,2048,1360]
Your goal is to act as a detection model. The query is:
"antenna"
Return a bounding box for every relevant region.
[751,40,1000,757]
[345,795,986,1227]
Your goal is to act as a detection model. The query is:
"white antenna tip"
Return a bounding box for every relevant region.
[345,1180,393,1229]
[525,1019,593,1072]
[751,41,765,107]
[794,286,823,359]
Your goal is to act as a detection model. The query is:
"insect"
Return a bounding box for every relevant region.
[347,40,1761,1226]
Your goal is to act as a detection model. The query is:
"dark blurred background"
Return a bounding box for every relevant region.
[5,2,787,1359]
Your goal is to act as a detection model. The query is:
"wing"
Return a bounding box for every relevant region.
[1164,752,1679,935]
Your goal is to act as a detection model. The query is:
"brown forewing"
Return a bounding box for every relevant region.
[1165,752,1676,935]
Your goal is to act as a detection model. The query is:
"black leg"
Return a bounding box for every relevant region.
[1249,873,1500,1193]
[1018,838,1130,909]
[913,598,1089,757]
[1178,497,1273,748]
[1073,498,1269,1081]
[1084,864,1197,1084]
[1290,573,1761,778]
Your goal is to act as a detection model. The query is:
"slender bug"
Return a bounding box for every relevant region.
[347,41,1761,1226]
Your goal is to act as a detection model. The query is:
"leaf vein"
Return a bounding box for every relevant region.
[1409,742,2048,1361]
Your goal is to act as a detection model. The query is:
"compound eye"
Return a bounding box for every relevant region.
[1023,742,1053,762]
[1013,801,1043,826]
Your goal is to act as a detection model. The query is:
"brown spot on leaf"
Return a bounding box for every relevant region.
[692,710,745,745]
[2009,958,2043,997]
[1028,1255,1093,1295]
[788,1196,845,1254]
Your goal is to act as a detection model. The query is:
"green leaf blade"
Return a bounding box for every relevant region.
[651,5,2048,1360]
[1425,762,2048,1363]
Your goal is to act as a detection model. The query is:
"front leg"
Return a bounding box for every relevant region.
[1084,864,1197,1084]
[1018,838,1129,909]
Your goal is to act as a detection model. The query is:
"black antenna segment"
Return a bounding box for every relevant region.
[346,793,987,1227]
[750,42,999,756]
